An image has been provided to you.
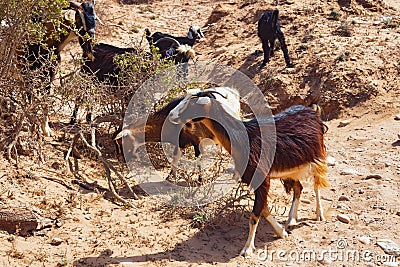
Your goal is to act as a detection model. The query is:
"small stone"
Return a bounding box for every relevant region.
[55,219,63,228]
[339,195,350,201]
[364,174,383,180]
[339,119,351,127]
[383,262,399,267]
[50,237,63,246]
[214,46,228,56]
[326,156,336,166]
[337,214,350,224]
[395,114,400,121]
[319,257,333,265]
[377,239,400,256]
[357,236,371,245]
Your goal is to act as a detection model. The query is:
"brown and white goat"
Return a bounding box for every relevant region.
[20,1,101,136]
[168,91,329,257]
[115,87,241,178]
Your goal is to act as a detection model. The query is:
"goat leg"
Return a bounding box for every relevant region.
[41,105,52,137]
[240,212,260,257]
[276,30,293,67]
[170,146,182,177]
[70,103,79,125]
[286,180,303,230]
[260,39,271,67]
[269,39,275,57]
[312,161,328,221]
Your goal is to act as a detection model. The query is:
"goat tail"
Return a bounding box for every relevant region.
[176,45,195,59]
[312,160,330,189]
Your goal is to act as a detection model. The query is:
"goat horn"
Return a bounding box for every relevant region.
[193,90,227,99]
[95,15,104,25]
[154,37,181,46]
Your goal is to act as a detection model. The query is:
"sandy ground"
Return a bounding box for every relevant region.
[0,0,399,266]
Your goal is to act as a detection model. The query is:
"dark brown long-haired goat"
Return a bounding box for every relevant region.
[168,91,329,257]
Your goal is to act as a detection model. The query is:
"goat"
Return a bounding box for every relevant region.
[115,87,241,179]
[258,9,292,68]
[20,1,100,136]
[145,25,205,49]
[168,91,329,257]
[70,38,195,125]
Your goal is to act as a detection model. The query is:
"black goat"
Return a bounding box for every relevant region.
[145,25,205,50]
[70,38,195,125]
[20,1,100,136]
[258,9,292,68]
[168,91,329,257]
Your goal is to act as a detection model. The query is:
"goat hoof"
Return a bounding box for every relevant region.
[286,224,295,231]
[240,246,255,257]
[316,214,326,221]
[278,229,289,239]
[285,220,297,231]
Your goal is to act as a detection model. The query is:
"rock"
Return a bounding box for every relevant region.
[0,206,39,236]
[337,214,350,224]
[301,199,311,204]
[50,237,63,246]
[376,239,400,256]
[396,211,400,216]
[383,262,399,267]
[363,174,383,180]
[339,119,351,127]
[338,195,350,201]
[214,46,228,56]
[357,236,371,245]
[326,156,336,166]
[319,257,333,265]
[395,114,400,121]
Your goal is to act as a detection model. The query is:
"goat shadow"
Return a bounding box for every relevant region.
[72,204,290,266]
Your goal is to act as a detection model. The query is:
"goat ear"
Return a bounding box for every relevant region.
[272,9,279,25]
[63,9,76,23]
[114,129,131,140]
[69,1,82,10]
[196,97,211,105]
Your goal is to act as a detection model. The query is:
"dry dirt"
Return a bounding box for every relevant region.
[1,0,400,266]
